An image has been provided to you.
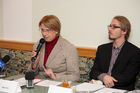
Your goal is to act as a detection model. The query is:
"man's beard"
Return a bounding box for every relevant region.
[109,36,115,40]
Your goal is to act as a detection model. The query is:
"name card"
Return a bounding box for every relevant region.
[0,79,21,93]
[48,85,72,93]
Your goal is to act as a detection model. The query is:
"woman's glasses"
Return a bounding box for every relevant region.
[40,29,51,33]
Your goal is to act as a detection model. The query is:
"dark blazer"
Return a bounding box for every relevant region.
[89,41,140,91]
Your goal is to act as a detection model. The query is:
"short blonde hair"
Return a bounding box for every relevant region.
[39,15,61,35]
[113,16,131,40]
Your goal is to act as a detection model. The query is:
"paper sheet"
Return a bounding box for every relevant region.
[14,77,44,86]
[74,82,105,92]
[14,77,26,86]
[36,80,62,87]
[0,79,21,93]
[94,88,127,93]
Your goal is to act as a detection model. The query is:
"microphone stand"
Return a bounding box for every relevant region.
[0,68,6,78]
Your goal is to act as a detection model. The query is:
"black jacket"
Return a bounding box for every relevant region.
[89,41,140,91]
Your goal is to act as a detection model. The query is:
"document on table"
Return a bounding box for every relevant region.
[36,80,62,87]
[14,77,26,86]
[94,88,127,93]
[0,79,21,93]
[74,82,105,92]
[14,77,44,86]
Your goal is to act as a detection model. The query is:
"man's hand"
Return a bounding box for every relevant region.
[89,79,103,85]
[44,68,56,80]
[89,80,93,84]
[103,75,118,88]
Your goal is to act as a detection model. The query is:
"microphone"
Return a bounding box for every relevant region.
[31,38,45,62]
[0,55,10,71]
[25,71,35,88]
[0,55,10,77]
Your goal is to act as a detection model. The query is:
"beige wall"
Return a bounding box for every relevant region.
[0,0,2,39]
[1,0,32,42]
[1,0,140,48]
[32,0,140,48]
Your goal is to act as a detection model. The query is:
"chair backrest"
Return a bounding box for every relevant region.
[135,72,140,89]
[79,56,95,82]
[0,48,32,77]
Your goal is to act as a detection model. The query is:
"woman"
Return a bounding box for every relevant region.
[28,15,80,81]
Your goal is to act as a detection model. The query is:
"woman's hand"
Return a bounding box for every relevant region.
[31,50,40,69]
[44,68,56,80]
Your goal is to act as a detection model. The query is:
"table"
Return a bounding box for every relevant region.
[2,74,80,93]
[1,75,129,93]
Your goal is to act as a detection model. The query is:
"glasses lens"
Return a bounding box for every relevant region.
[108,25,121,29]
[40,29,51,33]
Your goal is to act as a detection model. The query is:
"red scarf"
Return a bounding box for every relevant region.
[43,36,59,67]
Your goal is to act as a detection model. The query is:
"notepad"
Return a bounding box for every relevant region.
[36,80,62,87]
[74,82,105,92]
[94,87,127,93]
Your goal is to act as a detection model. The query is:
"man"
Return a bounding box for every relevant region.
[89,16,140,91]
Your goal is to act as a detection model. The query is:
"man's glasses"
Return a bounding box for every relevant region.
[108,25,121,29]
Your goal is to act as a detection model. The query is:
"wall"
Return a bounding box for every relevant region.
[0,0,2,39]
[32,0,140,48]
[1,0,140,48]
[1,0,32,42]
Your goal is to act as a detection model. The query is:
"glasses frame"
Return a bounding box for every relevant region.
[40,28,51,33]
[108,25,121,29]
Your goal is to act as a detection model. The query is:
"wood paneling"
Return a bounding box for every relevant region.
[0,40,34,51]
[0,40,97,58]
[77,47,96,58]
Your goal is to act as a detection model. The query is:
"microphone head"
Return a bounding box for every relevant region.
[2,55,10,63]
[31,38,45,62]
[39,38,45,44]
[36,38,45,52]
[25,71,35,80]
